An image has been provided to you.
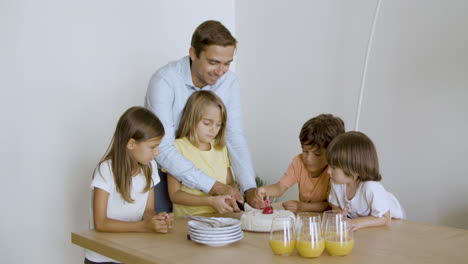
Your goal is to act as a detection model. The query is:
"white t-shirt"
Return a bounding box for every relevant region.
[328,181,405,219]
[85,160,160,263]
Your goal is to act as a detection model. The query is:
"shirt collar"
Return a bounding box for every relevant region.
[182,56,196,89]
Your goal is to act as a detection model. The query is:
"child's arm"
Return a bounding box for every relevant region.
[282,200,330,213]
[93,187,171,233]
[349,211,391,231]
[143,189,174,232]
[255,182,289,201]
[326,203,391,231]
[347,182,394,231]
[167,173,234,214]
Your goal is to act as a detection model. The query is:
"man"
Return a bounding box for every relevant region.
[145,20,263,213]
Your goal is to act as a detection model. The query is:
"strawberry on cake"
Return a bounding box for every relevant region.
[240,199,295,232]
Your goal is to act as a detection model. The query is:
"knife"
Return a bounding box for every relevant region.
[236,200,245,211]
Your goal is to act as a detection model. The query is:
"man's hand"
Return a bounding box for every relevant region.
[208,195,239,214]
[282,200,302,213]
[245,188,265,209]
[209,182,242,212]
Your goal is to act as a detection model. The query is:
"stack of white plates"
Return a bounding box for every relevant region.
[187,217,243,247]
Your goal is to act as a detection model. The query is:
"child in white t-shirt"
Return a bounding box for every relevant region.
[86,107,174,264]
[326,131,405,231]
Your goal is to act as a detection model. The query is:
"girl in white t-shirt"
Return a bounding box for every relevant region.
[86,107,174,264]
[326,131,405,231]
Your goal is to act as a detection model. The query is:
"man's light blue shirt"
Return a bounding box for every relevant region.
[145,56,256,193]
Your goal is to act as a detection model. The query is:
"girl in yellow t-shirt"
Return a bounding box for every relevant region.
[167,90,237,217]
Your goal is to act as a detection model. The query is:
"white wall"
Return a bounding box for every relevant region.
[236,0,343,200]
[236,0,468,229]
[0,0,235,263]
[355,0,468,228]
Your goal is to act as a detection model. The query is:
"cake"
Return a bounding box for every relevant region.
[241,207,295,232]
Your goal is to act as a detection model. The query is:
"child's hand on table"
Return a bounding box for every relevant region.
[282,200,302,213]
[146,212,174,233]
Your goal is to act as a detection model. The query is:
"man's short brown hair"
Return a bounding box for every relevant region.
[191,20,237,57]
[299,114,345,149]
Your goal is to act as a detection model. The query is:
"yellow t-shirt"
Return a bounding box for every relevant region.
[172,137,230,217]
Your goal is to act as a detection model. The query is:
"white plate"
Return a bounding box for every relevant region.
[187,217,240,229]
[190,233,243,247]
[188,225,242,235]
[188,228,242,237]
[190,231,243,242]
[189,229,243,240]
[188,218,241,231]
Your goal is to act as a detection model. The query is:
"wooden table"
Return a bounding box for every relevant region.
[72,213,468,264]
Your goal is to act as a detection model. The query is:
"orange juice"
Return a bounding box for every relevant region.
[269,240,296,256]
[325,239,354,256]
[296,240,325,258]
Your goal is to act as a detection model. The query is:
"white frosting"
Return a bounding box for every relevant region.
[241,208,295,232]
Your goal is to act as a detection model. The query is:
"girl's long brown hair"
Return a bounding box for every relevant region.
[176,90,227,150]
[326,131,382,182]
[97,106,165,203]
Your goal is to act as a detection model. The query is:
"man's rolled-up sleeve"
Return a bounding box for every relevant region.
[224,78,256,192]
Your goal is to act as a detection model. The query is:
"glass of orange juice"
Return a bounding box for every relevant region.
[295,213,324,258]
[269,217,295,256]
[324,214,354,256]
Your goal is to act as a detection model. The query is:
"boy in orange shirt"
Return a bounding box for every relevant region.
[255,114,345,212]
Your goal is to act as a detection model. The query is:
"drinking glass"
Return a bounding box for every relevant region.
[321,210,343,235]
[295,213,324,258]
[324,214,354,256]
[269,217,295,256]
